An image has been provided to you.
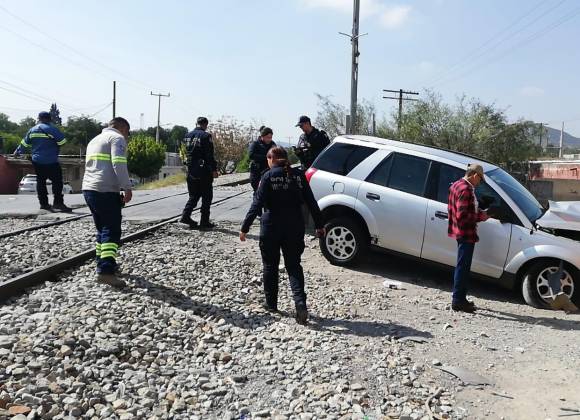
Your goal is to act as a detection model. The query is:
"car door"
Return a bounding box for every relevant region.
[421,162,512,278]
[356,152,430,257]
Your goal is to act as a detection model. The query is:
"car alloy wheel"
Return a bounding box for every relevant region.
[326,226,357,261]
[536,266,575,303]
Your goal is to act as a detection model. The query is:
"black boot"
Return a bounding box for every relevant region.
[295,304,308,325]
[199,216,215,229]
[53,202,72,213]
[40,204,53,211]
[179,215,198,229]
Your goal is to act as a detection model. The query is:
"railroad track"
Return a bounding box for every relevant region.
[0,188,252,300]
[0,177,249,239]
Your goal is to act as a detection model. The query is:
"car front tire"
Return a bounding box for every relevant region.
[522,260,579,309]
[320,217,367,266]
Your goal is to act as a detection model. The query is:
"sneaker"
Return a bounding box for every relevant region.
[53,203,72,213]
[295,304,308,325]
[96,273,126,288]
[40,204,53,211]
[199,221,216,230]
[451,302,476,313]
[179,216,198,228]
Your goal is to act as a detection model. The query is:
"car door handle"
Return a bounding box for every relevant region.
[435,211,448,219]
[366,192,380,201]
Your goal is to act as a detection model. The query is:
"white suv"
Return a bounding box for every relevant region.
[306,135,580,308]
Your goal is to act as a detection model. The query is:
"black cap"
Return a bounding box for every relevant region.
[197,116,209,126]
[295,115,311,127]
[38,111,51,121]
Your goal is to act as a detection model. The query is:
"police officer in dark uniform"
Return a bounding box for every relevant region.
[293,115,331,169]
[239,146,325,325]
[180,117,219,229]
[249,126,276,192]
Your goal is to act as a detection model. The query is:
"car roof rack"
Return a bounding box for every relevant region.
[339,135,496,166]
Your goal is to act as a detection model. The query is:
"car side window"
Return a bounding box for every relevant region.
[435,164,465,204]
[313,143,376,176]
[387,154,431,196]
[365,154,393,187]
[475,182,503,210]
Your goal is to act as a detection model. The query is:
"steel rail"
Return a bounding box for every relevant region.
[0,189,251,300]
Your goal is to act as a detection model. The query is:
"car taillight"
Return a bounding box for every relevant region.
[305,167,317,183]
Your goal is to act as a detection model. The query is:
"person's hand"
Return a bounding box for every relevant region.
[315,228,326,238]
[123,190,133,204]
[479,211,490,221]
[213,171,219,178]
[239,231,246,242]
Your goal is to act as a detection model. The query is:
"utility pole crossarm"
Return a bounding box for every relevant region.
[382,88,420,139]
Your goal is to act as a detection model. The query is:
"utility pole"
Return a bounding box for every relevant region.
[372,113,376,136]
[150,91,170,143]
[140,113,144,131]
[340,0,366,134]
[112,81,116,118]
[559,121,565,158]
[538,122,549,151]
[382,89,419,138]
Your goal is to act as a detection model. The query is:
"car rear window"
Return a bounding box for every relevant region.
[313,143,377,176]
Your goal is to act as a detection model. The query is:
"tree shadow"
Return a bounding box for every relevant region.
[349,250,525,306]
[308,314,433,339]
[214,226,260,241]
[121,274,275,330]
[476,308,580,332]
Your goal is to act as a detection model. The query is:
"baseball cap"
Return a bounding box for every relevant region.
[467,163,485,180]
[295,115,311,127]
[38,111,51,121]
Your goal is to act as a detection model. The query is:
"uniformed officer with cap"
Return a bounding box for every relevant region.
[14,111,71,212]
[240,146,325,325]
[180,117,219,229]
[293,115,330,169]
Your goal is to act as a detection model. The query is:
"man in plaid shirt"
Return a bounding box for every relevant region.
[448,163,489,313]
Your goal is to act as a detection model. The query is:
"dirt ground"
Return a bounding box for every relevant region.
[296,241,580,420]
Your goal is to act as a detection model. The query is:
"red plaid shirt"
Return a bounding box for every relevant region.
[448,178,487,243]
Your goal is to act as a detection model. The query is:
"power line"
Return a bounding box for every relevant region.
[382,89,419,138]
[432,3,580,87]
[0,79,72,108]
[426,0,568,87]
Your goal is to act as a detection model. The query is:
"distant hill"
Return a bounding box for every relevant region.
[545,126,580,149]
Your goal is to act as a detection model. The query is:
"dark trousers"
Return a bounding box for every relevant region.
[83,191,122,275]
[250,172,262,216]
[33,162,63,206]
[183,173,213,223]
[259,226,307,309]
[452,240,475,305]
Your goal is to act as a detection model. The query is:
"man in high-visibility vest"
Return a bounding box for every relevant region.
[14,111,71,212]
[82,117,133,288]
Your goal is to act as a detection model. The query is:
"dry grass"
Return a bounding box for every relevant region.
[135,173,186,190]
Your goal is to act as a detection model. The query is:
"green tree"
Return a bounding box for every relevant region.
[50,103,62,125]
[210,116,250,173]
[127,134,166,180]
[314,94,377,138]
[169,125,188,153]
[17,117,36,137]
[63,116,103,154]
[0,132,21,154]
[0,113,17,133]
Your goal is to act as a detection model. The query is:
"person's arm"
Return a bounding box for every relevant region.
[299,172,325,232]
[240,174,269,237]
[14,130,32,155]
[455,189,476,230]
[110,136,132,202]
[49,126,67,147]
[203,134,218,173]
[248,141,258,162]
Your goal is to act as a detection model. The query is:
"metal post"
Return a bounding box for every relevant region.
[112,81,116,118]
[349,0,360,135]
[559,121,565,158]
[150,92,170,143]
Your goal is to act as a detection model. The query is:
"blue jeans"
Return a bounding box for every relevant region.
[83,191,122,275]
[452,240,475,305]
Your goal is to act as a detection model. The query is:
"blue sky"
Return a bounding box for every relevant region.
[1,0,579,145]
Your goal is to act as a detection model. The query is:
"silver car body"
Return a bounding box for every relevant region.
[18,175,73,194]
[309,135,580,284]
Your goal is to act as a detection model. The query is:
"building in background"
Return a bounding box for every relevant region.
[528,159,580,203]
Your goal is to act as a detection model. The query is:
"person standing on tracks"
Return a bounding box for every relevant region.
[293,115,330,169]
[248,126,276,216]
[180,117,219,229]
[14,111,72,212]
[239,147,325,325]
[447,163,490,313]
[82,117,132,288]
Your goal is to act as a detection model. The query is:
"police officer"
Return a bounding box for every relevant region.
[293,115,330,169]
[14,111,71,212]
[82,117,132,288]
[180,117,219,229]
[249,126,276,191]
[239,146,325,325]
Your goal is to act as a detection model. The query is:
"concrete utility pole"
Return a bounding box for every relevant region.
[340,0,366,134]
[559,121,565,158]
[538,122,549,151]
[150,91,170,143]
[112,81,116,118]
[382,89,419,138]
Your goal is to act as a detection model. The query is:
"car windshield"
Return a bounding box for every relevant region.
[487,168,544,223]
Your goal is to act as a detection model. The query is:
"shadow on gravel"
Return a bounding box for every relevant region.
[122,274,275,330]
[214,227,260,241]
[349,251,524,306]
[308,314,433,339]
[477,308,580,331]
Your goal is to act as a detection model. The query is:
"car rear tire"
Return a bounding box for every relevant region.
[320,217,367,266]
[522,260,579,308]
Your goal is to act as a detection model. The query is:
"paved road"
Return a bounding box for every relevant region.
[0,185,253,224]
